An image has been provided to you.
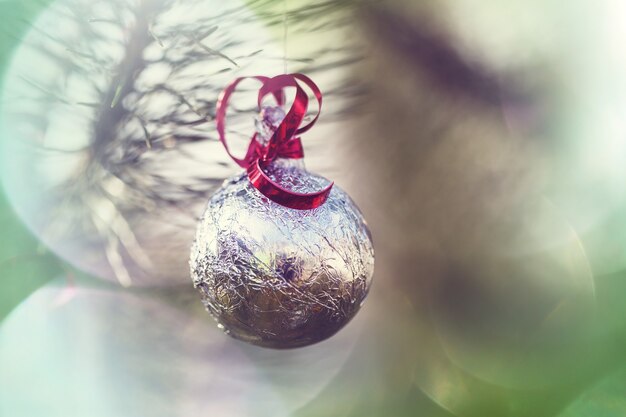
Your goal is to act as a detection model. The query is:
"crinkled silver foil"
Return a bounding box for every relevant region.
[190,160,375,348]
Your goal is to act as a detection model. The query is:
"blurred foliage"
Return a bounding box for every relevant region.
[0,0,61,323]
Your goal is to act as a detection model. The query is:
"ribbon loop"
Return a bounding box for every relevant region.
[215,73,332,210]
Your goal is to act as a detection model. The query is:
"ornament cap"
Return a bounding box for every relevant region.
[215,73,331,210]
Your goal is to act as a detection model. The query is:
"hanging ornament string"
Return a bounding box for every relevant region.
[283,0,288,74]
[215,73,333,210]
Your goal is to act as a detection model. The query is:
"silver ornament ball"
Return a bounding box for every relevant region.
[189,159,375,348]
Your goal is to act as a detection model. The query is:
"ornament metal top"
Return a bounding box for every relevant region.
[190,74,374,349]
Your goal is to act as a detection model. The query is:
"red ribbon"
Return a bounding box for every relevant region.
[215,73,333,210]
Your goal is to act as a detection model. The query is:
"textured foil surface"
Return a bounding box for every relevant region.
[190,160,375,348]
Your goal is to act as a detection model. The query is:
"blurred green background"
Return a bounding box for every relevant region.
[0,0,61,323]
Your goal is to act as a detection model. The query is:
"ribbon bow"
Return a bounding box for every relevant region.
[216,73,333,210]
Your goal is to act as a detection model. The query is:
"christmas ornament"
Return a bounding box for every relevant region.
[190,74,375,349]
